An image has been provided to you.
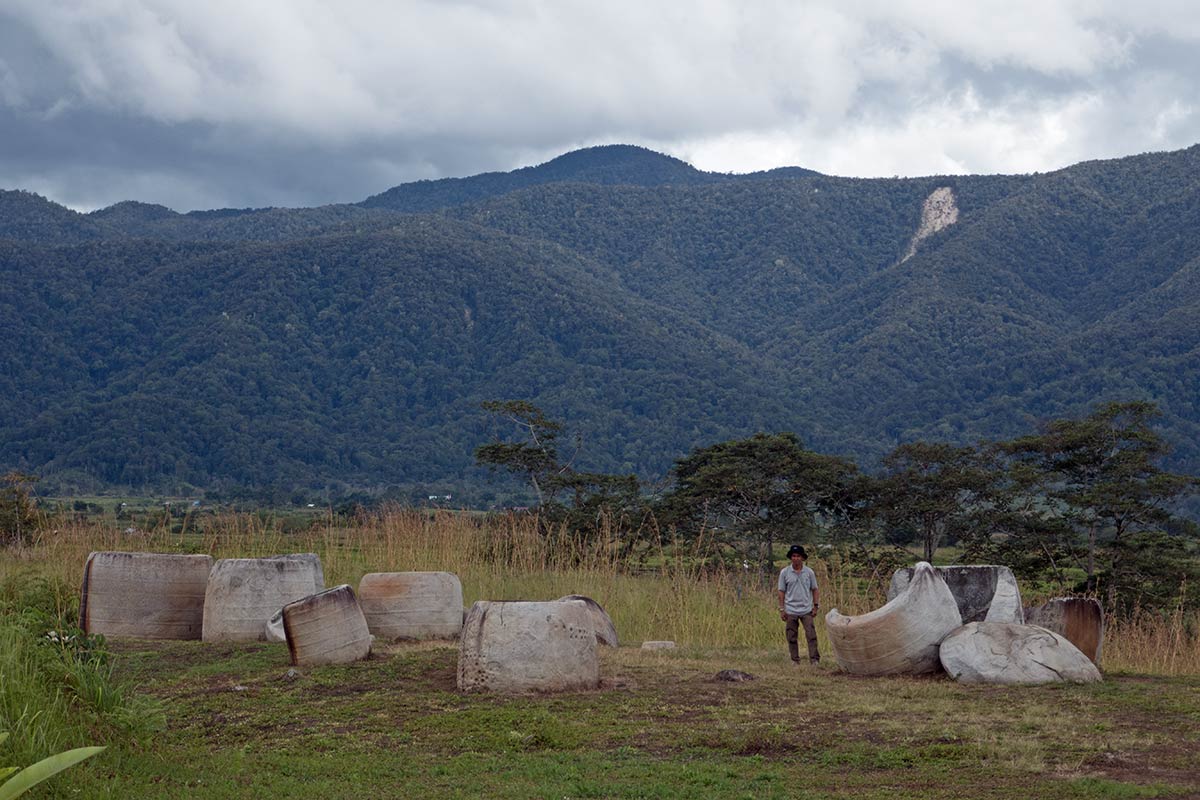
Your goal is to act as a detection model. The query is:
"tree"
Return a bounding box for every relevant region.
[0,471,41,547]
[1003,401,1197,600]
[873,442,997,562]
[474,401,643,539]
[474,401,570,506]
[959,470,1079,591]
[657,432,858,570]
[1104,529,1200,612]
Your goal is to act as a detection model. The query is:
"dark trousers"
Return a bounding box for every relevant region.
[786,613,820,663]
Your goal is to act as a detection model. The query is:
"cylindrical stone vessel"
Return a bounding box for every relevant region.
[282,584,372,666]
[827,561,962,675]
[202,553,324,641]
[457,600,599,694]
[888,565,1024,624]
[1025,597,1104,664]
[358,572,464,640]
[80,551,213,639]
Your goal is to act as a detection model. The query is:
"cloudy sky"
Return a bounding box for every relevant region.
[2,1,1198,211]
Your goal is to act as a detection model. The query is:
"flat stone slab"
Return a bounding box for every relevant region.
[641,640,676,650]
[557,594,619,647]
[457,601,599,694]
[827,561,962,675]
[202,554,324,642]
[1024,598,1104,664]
[81,552,213,639]
[889,564,1024,624]
[359,572,464,640]
[939,621,1102,684]
[282,584,372,666]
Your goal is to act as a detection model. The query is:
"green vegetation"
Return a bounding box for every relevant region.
[0,572,156,792]
[475,399,645,540]
[2,505,1198,797]
[995,401,1199,605]
[655,431,859,570]
[643,402,1198,611]
[0,473,41,547]
[42,641,1195,799]
[0,733,104,800]
[5,145,1200,497]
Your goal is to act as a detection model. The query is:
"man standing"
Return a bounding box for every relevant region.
[778,544,820,664]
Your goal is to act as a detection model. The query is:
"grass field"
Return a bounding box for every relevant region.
[3,510,1199,798]
[38,640,1200,799]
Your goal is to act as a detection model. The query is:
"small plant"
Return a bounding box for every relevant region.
[0,732,103,799]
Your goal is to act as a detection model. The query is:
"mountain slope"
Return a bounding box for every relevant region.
[0,218,796,488]
[3,143,1200,493]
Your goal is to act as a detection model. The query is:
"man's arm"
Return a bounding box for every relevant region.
[778,589,788,620]
[811,587,820,612]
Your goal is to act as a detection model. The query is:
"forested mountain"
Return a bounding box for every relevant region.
[360,144,818,212]
[2,144,1199,496]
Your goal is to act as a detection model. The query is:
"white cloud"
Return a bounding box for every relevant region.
[2,0,1200,208]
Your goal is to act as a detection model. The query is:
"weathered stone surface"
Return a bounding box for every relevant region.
[358,572,463,640]
[641,641,676,650]
[827,561,962,675]
[282,584,372,666]
[457,601,599,693]
[714,669,757,682]
[888,564,1024,624]
[939,621,1102,684]
[557,594,619,647]
[80,552,213,639]
[265,608,287,643]
[1025,598,1104,664]
[202,554,324,642]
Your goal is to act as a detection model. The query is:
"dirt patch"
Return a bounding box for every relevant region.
[1064,745,1200,788]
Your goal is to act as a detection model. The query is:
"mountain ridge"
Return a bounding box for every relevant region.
[2,143,1199,496]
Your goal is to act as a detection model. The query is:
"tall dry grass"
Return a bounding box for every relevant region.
[1103,603,1200,676]
[2,508,1197,674]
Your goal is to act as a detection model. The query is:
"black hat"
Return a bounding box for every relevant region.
[787,545,807,559]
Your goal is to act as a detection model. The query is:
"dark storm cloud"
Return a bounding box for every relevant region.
[1,1,1198,210]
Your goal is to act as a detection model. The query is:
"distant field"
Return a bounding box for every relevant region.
[2,511,1198,798]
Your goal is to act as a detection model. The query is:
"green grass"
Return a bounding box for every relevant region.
[0,579,159,778]
[3,514,1199,797]
[13,639,1190,800]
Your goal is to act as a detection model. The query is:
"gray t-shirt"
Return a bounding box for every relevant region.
[778,564,818,616]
